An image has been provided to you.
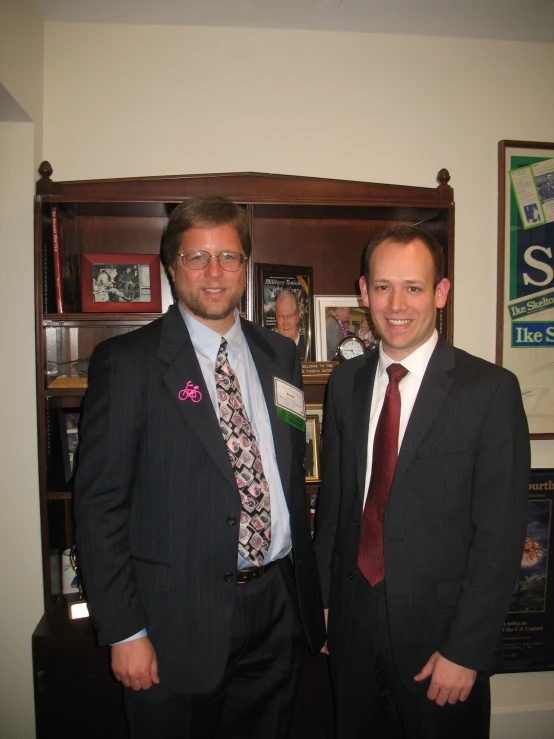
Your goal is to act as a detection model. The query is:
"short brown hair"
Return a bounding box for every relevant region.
[362,225,445,288]
[161,196,251,269]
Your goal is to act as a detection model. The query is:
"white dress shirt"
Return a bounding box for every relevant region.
[363,330,438,508]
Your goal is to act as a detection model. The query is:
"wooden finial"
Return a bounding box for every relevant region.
[39,161,53,180]
[436,168,451,187]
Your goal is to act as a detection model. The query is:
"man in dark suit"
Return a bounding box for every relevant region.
[314,225,530,739]
[74,196,325,739]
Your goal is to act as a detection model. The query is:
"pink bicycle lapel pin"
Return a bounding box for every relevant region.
[178,381,202,403]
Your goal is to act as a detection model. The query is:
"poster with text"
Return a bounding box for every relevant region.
[499,469,554,673]
[498,142,554,437]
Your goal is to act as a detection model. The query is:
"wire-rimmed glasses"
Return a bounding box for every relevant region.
[177,250,246,272]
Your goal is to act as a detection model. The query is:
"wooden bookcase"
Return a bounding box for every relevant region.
[32,162,454,737]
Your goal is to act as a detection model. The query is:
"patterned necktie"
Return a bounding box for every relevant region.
[358,363,408,586]
[215,339,271,567]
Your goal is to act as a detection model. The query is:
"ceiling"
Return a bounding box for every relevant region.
[33,0,554,44]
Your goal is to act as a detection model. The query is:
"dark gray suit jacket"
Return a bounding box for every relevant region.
[74,304,325,694]
[314,336,530,689]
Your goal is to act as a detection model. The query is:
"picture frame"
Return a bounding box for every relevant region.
[81,253,162,313]
[306,404,324,482]
[306,402,324,429]
[305,415,320,483]
[314,295,379,361]
[58,410,80,482]
[499,468,554,674]
[497,141,554,438]
[255,263,314,362]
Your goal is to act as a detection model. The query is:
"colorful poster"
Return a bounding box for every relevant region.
[500,469,554,673]
[499,143,554,437]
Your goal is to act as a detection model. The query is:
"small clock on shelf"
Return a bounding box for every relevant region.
[332,335,367,362]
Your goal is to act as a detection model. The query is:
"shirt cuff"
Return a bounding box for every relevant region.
[111,628,148,645]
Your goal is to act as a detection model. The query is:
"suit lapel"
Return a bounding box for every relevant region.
[158,305,237,490]
[393,337,455,486]
[241,320,292,504]
[353,352,378,504]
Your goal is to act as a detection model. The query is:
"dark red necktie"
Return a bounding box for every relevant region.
[358,363,408,586]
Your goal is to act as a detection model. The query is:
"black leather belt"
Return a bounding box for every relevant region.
[236,560,278,585]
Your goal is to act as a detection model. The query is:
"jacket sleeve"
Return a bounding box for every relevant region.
[73,338,147,645]
[440,371,530,670]
[313,370,343,607]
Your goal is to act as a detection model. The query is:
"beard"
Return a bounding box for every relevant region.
[173,280,245,324]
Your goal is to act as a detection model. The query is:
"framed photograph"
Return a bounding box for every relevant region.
[306,402,324,428]
[305,415,320,483]
[497,141,554,438]
[306,404,324,478]
[81,253,162,313]
[255,263,314,362]
[58,410,80,481]
[314,295,379,361]
[499,469,554,673]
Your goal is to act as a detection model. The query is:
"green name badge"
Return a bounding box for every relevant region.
[276,406,306,432]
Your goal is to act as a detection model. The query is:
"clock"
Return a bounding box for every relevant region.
[333,335,367,362]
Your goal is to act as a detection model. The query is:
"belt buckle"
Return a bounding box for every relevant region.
[236,564,265,585]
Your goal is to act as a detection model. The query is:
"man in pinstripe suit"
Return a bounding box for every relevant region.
[74,196,325,739]
[314,226,530,738]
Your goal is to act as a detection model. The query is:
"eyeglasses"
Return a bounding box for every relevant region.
[177,250,246,272]
[276,313,298,321]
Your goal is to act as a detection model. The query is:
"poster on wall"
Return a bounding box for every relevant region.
[499,468,554,674]
[497,140,554,439]
[255,263,314,362]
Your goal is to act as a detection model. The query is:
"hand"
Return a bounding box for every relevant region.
[413,651,477,706]
[320,608,329,655]
[111,637,160,691]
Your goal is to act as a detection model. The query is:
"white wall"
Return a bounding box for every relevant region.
[0,4,44,738]
[1,16,549,737]
[0,0,43,167]
[0,123,44,739]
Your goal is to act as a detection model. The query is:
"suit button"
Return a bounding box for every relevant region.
[354,519,360,527]
[227,517,236,526]
[349,572,354,580]
[224,573,234,583]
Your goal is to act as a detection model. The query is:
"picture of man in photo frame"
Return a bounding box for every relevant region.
[275,289,309,362]
[259,268,313,362]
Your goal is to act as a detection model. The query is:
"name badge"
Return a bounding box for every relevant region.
[274,378,306,431]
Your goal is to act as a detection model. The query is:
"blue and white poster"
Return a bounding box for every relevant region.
[500,143,554,436]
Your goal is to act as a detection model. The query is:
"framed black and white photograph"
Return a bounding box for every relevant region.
[305,416,320,483]
[255,263,314,362]
[314,295,379,361]
[58,410,80,481]
[81,253,162,313]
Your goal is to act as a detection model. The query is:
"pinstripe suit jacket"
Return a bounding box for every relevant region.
[74,304,325,694]
[314,336,530,689]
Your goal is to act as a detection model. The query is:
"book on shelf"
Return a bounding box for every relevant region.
[42,237,56,314]
[50,205,64,313]
[59,210,81,312]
